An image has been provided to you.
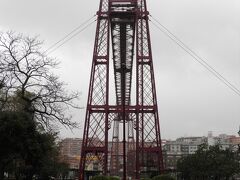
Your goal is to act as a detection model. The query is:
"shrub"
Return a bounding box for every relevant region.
[92,175,109,180]
[91,175,120,180]
[152,174,175,180]
[108,176,120,180]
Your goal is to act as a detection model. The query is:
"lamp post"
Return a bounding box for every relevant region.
[238,126,240,152]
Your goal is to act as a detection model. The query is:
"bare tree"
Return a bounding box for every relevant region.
[0,31,79,129]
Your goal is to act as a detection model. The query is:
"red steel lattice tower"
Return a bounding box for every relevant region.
[79,0,164,179]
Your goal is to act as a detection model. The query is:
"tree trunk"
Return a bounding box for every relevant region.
[0,169,4,180]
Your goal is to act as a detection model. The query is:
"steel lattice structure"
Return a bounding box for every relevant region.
[79,0,164,179]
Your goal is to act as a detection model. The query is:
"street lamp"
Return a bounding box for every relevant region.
[238,126,240,152]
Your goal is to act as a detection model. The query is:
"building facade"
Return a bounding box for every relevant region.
[59,138,82,169]
[59,133,240,173]
[163,133,240,170]
[163,137,207,170]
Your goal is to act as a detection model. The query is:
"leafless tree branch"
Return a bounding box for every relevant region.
[0,31,80,130]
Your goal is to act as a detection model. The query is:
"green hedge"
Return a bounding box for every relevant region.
[92,175,174,180]
[91,175,120,180]
[152,174,175,180]
[91,175,109,180]
[108,177,120,180]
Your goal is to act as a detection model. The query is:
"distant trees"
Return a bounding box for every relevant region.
[177,144,240,179]
[0,31,79,129]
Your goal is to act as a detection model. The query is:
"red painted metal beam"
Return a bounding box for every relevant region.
[79,0,164,179]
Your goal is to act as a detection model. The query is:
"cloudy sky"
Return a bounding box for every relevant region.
[0,0,239,140]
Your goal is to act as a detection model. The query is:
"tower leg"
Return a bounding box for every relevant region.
[79,0,110,179]
[135,0,164,177]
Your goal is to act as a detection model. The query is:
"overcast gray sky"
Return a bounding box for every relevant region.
[0,0,239,140]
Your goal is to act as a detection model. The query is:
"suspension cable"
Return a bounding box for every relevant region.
[149,15,240,97]
[45,15,96,55]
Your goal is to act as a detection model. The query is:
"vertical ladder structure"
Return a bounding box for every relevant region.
[79,0,164,179]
